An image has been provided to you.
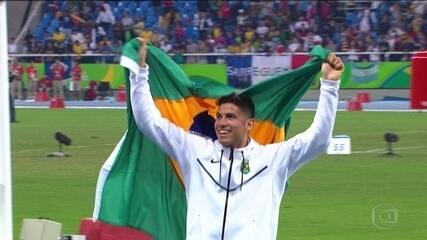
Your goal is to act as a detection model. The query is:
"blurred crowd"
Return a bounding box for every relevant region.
[8,0,426,102]
[8,0,427,62]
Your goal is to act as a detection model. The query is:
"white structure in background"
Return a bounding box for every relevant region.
[0,1,13,240]
[327,135,352,155]
[20,219,62,240]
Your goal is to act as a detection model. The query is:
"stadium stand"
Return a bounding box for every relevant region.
[12,0,426,60]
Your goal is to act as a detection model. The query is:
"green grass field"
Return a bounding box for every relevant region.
[10,108,427,239]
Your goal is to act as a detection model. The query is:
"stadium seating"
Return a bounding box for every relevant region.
[21,1,427,58]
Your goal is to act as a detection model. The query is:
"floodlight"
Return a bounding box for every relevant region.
[47,132,72,157]
[381,132,399,157]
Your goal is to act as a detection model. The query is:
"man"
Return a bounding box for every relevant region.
[50,58,68,99]
[8,61,16,122]
[71,60,82,100]
[37,74,52,98]
[26,60,38,99]
[10,58,24,100]
[130,39,343,239]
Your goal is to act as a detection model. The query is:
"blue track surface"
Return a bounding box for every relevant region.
[14,99,425,112]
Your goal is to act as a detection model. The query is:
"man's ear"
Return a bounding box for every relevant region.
[246,118,255,130]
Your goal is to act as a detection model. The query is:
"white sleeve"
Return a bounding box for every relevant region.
[283,79,340,176]
[129,65,199,170]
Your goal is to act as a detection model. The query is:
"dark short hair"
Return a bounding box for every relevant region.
[217,92,255,118]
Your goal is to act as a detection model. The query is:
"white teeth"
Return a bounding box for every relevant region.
[219,130,228,134]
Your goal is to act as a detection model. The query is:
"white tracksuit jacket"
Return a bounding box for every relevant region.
[130,66,340,240]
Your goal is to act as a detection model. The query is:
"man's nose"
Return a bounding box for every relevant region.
[216,118,227,127]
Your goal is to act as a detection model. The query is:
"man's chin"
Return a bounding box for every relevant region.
[218,139,233,148]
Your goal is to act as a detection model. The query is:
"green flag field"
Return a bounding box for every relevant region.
[11,108,427,239]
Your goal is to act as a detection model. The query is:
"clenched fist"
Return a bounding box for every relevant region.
[321,53,344,81]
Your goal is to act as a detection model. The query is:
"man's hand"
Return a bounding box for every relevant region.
[137,37,148,68]
[321,53,344,81]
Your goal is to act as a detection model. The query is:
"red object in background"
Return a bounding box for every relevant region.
[115,85,127,102]
[79,218,152,240]
[356,92,371,103]
[49,98,65,108]
[35,92,49,102]
[291,54,311,69]
[347,100,362,111]
[411,52,427,109]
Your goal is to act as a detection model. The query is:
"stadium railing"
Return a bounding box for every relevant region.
[8,51,417,64]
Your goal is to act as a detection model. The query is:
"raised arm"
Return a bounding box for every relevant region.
[284,54,343,176]
[129,39,199,170]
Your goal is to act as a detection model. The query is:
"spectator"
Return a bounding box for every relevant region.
[214,42,228,55]
[71,60,82,100]
[121,11,134,29]
[163,0,174,14]
[84,80,98,101]
[96,5,115,37]
[112,22,124,42]
[72,40,85,55]
[159,36,173,53]
[236,9,247,26]
[347,40,360,61]
[240,41,252,53]
[378,14,391,36]
[172,21,186,42]
[111,40,123,62]
[32,40,44,54]
[62,13,73,38]
[218,1,232,24]
[10,59,24,100]
[29,0,427,58]
[70,7,86,29]
[70,28,85,44]
[319,1,331,21]
[9,92,16,122]
[255,20,269,39]
[100,0,112,14]
[26,60,38,99]
[227,40,240,53]
[358,6,372,33]
[23,31,35,53]
[50,58,68,99]
[294,15,309,31]
[98,37,112,53]
[8,60,16,122]
[194,12,212,41]
[339,33,350,52]
[287,37,301,52]
[8,37,19,53]
[186,39,199,63]
[367,42,381,62]
[93,24,107,43]
[52,28,66,53]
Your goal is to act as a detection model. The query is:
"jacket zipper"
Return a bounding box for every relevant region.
[221,148,234,240]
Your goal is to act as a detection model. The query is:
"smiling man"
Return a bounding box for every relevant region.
[130,39,344,240]
[215,93,255,148]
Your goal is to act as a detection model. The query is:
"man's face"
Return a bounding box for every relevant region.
[214,103,253,148]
